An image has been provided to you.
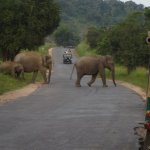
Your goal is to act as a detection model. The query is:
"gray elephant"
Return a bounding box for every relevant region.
[0,61,24,78]
[14,51,52,83]
[70,55,116,87]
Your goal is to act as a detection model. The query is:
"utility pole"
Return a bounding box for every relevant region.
[143,31,150,150]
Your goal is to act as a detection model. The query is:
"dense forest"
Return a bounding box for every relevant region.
[0,0,60,60]
[56,0,144,33]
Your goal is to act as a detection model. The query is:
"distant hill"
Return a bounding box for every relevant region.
[56,0,144,33]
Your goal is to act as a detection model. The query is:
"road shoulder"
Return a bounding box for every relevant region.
[0,83,43,105]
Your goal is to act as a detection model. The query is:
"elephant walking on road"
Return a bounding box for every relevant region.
[70,55,116,87]
[14,51,52,84]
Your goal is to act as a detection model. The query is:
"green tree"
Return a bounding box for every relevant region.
[56,0,144,34]
[0,0,60,60]
[53,25,80,47]
[86,27,99,48]
[97,11,149,74]
[86,27,110,49]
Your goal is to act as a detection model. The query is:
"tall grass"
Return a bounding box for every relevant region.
[0,73,43,95]
[106,65,148,91]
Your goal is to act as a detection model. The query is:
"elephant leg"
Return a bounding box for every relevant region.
[87,74,97,87]
[32,71,38,83]
[99,69,108,87]
[11,67,17,78]
[16,71,22,79]
[76,74,83,87]
[40,69,47,83]
[47,65,52,84]
[21,71,25,80]
[17,70,25,80]
[16,72,20,78]
[47,69,51,84]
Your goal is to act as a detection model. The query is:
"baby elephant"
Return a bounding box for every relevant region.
[0,61,24,78]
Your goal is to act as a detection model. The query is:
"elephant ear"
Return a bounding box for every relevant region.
[42,56,46,66]
[105,55,113,64]
[42,55,52,68]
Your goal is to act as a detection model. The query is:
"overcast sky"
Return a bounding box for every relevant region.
[120,0,150,7]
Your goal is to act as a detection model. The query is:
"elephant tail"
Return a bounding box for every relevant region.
[70,64,75,80]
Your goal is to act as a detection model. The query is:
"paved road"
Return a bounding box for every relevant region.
[0,48,145,150]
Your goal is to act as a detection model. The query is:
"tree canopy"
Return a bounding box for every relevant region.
[56,0,144,34]
[85,9,150,74]
[0,0,60,60]
[53,25,80,47]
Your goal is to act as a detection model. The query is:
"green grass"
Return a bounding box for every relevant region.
[76,42,97,56]
[115,65,148,91]
[0,73,43,95]
[105,65,148,92]
[0,42,54,95]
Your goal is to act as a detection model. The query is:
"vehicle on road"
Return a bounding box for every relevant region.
[63,50,72,64]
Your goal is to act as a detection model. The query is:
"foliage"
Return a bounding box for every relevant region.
[76,41,97,56]
[0,73,43,95]
[0,0,60,60]
[53,25,80,47]
[56,0,144,34]
[86,27,109,49]
[86,27,100,48]
[86,9,150,74]
[115,65,148,91]
[100,13,149,73]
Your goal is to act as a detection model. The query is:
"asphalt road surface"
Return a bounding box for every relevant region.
[0,48,145,150]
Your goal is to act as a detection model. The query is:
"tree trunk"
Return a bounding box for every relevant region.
[2,49,9,61]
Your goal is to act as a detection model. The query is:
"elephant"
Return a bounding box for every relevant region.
[14,51,52,84]
[0,61,24,78]
[70,55,116,87]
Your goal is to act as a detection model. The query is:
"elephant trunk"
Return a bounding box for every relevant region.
[111,69,117,87]
[47,65,52,84]
[70,64,75,80]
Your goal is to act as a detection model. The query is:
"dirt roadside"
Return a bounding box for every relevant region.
[117,80,146,102]
[0,83,43,105]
